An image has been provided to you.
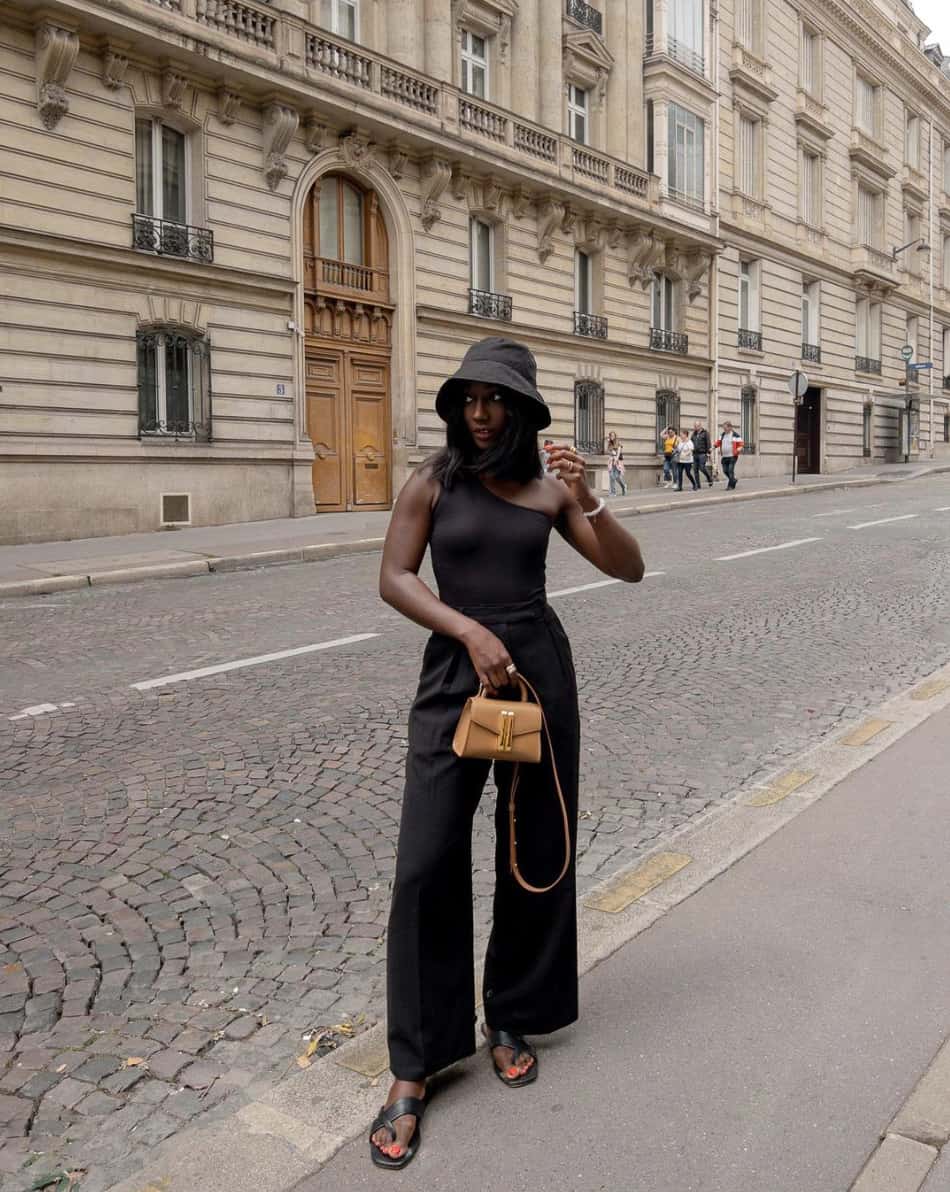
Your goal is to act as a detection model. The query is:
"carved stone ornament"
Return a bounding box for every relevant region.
[537,198,565,263]
[162,67,188,110]
[218,88,242,126]
[101,46,129,91]
[262,102,299,191]
[626,226,666,288]
[607,223,625,250]
[388,145,409,180]
[561,206,578,235]
[498,15,511,65]
[340,128,373,169]
[481,176,502,214]
[510,187,532,220]
[575,216,604,252]
[304,115,332,154]
[450,163,470,203]
[420,158,452,232]
[35,22,79,131]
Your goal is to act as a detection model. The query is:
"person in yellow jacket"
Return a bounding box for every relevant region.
[661,427,677,487]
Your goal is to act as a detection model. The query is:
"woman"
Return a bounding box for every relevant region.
[675,428,698,492]
[373,337,644,1169]
[606,431,627,498]
[661,426,677,488]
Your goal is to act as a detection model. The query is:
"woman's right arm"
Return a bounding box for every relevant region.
[378,471,515,692]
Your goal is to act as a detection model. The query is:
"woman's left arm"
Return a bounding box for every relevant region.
[546,445,645,582]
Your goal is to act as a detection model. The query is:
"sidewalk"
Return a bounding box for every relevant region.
[294,702,950,1192]
[1,459,948,598]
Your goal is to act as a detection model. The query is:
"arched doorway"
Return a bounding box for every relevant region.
[302,173,394,510]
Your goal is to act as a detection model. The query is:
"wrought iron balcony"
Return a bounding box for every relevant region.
[574,312,608,339]
[738,328,763,351]
[132,214,214,263]
[650,328,689,354]
[566,0,603,35]
[855,355,882,375]
[802,342,821,364]
[469,288,513,322]
[139,417,212,441]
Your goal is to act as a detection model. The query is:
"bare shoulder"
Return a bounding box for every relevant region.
[540,473,572,513]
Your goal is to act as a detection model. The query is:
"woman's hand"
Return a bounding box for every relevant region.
[459,622,514,694]
[545,444,593,507]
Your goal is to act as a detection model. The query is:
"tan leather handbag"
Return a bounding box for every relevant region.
[452,672,571,895]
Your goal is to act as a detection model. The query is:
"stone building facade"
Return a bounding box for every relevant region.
[715,0,950,478]
[1,0,948,543]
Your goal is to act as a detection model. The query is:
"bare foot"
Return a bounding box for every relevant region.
[481,1024,535,1080]
[371,1079,425,1161]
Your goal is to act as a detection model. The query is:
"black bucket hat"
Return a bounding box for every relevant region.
[435,337,551,430]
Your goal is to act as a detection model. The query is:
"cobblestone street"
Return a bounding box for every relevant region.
[2,478,950,1190]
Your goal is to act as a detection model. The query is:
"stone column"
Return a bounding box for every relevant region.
[539,2,563,133]
[511,0,539,122]
[424,0,452,82]
[606,0,628,160]
[387,0,424,71]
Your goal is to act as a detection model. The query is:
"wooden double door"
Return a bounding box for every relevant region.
[795,387,822,475]
[305,347,391,511]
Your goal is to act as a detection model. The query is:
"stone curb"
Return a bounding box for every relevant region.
[1,466,948,601]
[100,659,950,1192]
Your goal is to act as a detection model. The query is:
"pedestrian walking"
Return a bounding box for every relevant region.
[661,426,677,487]
[675,429,699,491]
[715,421,744,490]
[692,420,714,488]
[373,336,645,1169]
[606,431,627,497]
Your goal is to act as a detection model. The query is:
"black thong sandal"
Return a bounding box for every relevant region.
[484,1027,538,1089]
[369,1096,425,1170]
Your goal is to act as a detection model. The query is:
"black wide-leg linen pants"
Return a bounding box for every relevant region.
[386,598,580,1082]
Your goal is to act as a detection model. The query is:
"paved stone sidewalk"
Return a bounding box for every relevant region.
[1,480,950,1190]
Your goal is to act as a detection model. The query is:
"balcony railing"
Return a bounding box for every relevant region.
[469,288,513,322]
[195,0,275,49]
[644,34,705,76]
[304,255,390,299]
[855,355,882,375]
[566,0,603,36]
[665,187,707,214]
[650,328,688,354]
[802,342,821,363]
[738,328,763,351]
[132,214,214,263]
[574,312,608,339]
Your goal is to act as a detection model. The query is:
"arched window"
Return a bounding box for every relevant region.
[318,176,364,266]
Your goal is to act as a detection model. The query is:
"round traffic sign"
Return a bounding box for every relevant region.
[787,370,808,399]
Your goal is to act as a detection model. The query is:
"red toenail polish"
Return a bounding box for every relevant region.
[391,1146,402,1157]
[507,1066,519,1078]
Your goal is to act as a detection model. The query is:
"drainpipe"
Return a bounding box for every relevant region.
[928,115,935,457]
[709,0,721,459]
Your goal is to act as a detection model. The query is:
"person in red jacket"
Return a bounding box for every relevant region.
[715,421,744,490]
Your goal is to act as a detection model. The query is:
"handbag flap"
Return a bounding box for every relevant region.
[468,699,542,737]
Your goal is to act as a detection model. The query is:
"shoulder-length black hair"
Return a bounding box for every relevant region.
[428,388,543,489]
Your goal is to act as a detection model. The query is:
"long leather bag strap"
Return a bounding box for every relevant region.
[507,673,572,895]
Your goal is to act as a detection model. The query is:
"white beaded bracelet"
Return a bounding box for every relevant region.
[583,497,606,520]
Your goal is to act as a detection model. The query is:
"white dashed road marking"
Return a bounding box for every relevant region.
[811,508,857,518]
[8,702,76,721]
[548,572,665,599]
[715,538,822,562]
[130,633,381,691]
[847,514,919,530]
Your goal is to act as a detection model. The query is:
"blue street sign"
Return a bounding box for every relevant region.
[907,362,934,370]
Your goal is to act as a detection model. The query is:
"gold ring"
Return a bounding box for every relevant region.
[505,663,516,676]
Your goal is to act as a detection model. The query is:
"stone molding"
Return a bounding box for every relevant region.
[101,42,130,91]
[419,157,452,230]
[217,88,242,126]
[304,115,333,154]
[161,65,189,110]
[340,127,374,169]
[34,20,80,131]
[262,101,299,191]
[563,28,614,107]
[537,198,565,262]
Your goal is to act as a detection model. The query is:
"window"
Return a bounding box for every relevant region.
[738,114,761,197]
[469,216,494,292]
[741,385,757,452]
[739,259,760,333]
[905,111,920,168]
[652,273,675,330]
[137,327,211,439]
[460,28,488,99]
[905,210,922,275]
[857,185,884,249]
[945,327,950,385]
[800,26,820,97]
[668,103,705,206]
[855,74,879,137]
[863,403,873,456]
[646,100,655,172]
[317,176,364,265]
[568,84,588,144]
[856,296,882,370]
[574,381,605,454]
[800,148,821,226]
[944,413,949,443]
[669,0,704,73]
[321,0,358,40]
[943,234,950,289]
[136,117,187,225]
[801,279,820,358]
[575,250,593,314]
[656,389,681,449]
[906,314,918,360]
[735,0,762,53]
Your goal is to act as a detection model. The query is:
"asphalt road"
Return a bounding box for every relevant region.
[2,476,950,1188]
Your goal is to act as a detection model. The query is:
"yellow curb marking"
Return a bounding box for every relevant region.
[840,718,893,747]
[583,852,692,914]
[746,770,816,806]
[910,678,950,701]
[334,1039,390,1080]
